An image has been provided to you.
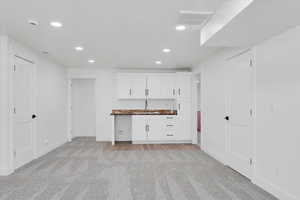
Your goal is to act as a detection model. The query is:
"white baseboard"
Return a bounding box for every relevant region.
[0,167,14,176]
[252,175,298,200]
[37,139,67,158]
[203,147,227,165]
[132,140,192,144]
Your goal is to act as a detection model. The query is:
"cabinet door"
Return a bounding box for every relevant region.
[176,100,191,140]
[147,74,176,99]
[176,73,192,101]
[160,74,176,99]
[117,74,132,99]
[147,116,164,141]
[131,74,147,99]
[147,75,161,99]
[117,73,147,99]
[132,116,147,141]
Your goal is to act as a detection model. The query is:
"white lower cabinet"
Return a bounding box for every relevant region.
[132,115,178,143]
[176,100,191,140]
[132,116,147,141]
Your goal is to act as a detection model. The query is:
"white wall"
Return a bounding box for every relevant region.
[0,36,10,175]
[253,26,300,200]
[0,36,68,175]
[35,52,68,157]
[195,27,300,200]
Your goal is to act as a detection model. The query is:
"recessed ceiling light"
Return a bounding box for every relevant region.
[28,20,39,26]
[88,59,95,63]
[155,61,162,65]
[75,46,84,51]
[163,48,171,53]
[50,21,63,28]
[176,25,186,31]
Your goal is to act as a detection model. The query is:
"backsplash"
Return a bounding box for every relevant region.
[116,99,176,110]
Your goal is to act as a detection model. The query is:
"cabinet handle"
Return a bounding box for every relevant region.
[145,124,150,132]
[166,125,174,127]
[145,89,149,96]
[129,89,132,96]
[166,134,174,136]
[166,117,173,119]
[178,103,181,111]
[173,89,175,96]
[178,88,181,96]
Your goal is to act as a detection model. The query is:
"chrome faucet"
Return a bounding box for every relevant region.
[145,98,148,110]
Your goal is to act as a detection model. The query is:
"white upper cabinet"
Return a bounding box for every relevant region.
[117,73,176,99]
[175,73,192,101]
[117,73,146,99]
[117,73,132,99]
[147,74,176,99]
[146,75,161,99]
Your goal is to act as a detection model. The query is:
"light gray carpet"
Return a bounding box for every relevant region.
[0,137,277,200]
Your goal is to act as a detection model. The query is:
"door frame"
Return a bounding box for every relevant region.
[9,54,37,171]
[192,73,202,146]
[225,49,256,180]
[67,76,97,141]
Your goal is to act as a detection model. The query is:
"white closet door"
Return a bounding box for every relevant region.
[72,79,96,138]
[13,56,35,169]
[226,52,254,179]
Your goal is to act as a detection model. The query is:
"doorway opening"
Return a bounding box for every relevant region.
[71,79,96,140]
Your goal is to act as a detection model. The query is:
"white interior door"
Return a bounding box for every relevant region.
[13,56,35,169]
[71,79,96,138]
[226,52,254,178]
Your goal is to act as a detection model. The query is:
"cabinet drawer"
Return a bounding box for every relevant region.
[164,131,176,139]
[164,115,176,124]
[165,124,175,132]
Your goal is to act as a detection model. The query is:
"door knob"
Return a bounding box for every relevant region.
[32,114,37,119]
[224,116,229,121]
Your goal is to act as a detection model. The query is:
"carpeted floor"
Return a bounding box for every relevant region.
[0,137,277,200]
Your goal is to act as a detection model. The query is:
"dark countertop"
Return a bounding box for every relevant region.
[111,109,177,115]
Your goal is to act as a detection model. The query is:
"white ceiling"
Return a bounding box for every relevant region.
[203,0,300,47]
[0,0,223,68]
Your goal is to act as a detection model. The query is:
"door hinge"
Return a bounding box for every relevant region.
[250,158,253,166]
[250,59,253,67]
[250,109,253,116]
